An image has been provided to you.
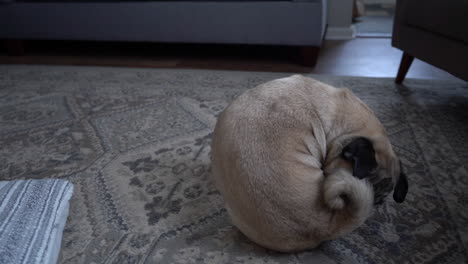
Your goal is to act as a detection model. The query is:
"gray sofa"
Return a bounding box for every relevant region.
[0,0,327,66]
[392,0,468,83]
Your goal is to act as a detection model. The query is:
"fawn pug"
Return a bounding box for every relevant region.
[211,75,408,252]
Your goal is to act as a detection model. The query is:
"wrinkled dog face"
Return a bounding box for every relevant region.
[342,137,408,205]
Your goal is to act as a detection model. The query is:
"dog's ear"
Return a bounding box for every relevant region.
[342,137,378,179]
[393,171,408,203]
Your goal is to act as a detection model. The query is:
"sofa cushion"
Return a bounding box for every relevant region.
[405,0,468,44]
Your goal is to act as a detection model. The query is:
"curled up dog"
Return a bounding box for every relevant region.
[211,75,408,252]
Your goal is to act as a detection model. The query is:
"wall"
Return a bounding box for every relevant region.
[364,0,395,4]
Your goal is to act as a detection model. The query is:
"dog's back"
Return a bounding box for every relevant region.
[211,75,380,252]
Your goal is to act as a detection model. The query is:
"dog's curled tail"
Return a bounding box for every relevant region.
[323,169,374,233]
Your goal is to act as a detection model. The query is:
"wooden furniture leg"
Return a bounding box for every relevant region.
[299,46,320,67]
[395,52,414,84]
[6,40,25,56]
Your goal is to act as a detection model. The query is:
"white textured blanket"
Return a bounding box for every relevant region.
[0,180,74,264]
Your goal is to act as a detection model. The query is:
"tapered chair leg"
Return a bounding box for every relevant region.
[395,52,414,84]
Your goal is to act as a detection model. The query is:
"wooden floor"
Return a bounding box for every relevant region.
[0,38,459,80]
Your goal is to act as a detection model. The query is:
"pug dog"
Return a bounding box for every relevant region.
[211,75,408,252]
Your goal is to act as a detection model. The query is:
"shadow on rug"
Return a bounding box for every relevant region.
[0,66,467,263]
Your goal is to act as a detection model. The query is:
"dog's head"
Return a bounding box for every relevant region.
[342,137,408,205]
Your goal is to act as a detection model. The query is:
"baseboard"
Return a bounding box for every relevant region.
[325,25,356,40]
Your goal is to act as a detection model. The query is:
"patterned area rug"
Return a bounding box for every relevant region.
[0,65,467,264]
